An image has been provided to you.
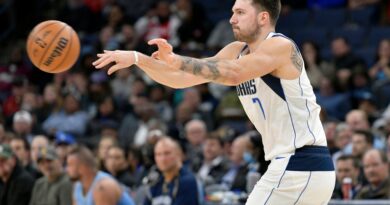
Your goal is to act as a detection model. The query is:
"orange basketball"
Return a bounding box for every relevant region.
[26,20,80,73]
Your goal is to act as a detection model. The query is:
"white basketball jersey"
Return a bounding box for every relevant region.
[237,32,327,160]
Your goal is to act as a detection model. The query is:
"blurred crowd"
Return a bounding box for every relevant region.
[0,0,390,204]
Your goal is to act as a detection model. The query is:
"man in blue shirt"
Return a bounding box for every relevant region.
[144,137,200,205]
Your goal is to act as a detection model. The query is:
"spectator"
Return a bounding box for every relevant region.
[0,143,35,205]
[369,39,390,81]
[2,78,26,118]
[149,85,173,123]
[119,96,156,147]
[30,146,73,205]
[206,19,234,52]
[184,119,207,167]
[330,37,365,91]
[315,77,351,120]
[356,149,390,199]
[144,137,200,205]
[301,41,334,89]
[221,135,250,192]
[66,145,135,205]
[9,137,40,179]
[97,135,118,172]
[36,83,63,123]
[105,145,134,188]
[42,92,89,137]
[134,0,181,48]
[126,145,146,189]
[194,134,229,186]
[346,109,384,149]
[31,135,49,166]
[88,96,120,136]
[12,110,34,142]
[332,155,362,199]
[352,130,374,160]
[54,131,76,167]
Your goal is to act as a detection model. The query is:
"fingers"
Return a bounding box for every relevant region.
[151,51,160,59]
[148,38,167,46]
[148,38,172,52]
[107,63,123,75]
[93,51,115,69]
[93,55,114,69]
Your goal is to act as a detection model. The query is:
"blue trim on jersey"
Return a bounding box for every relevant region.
[286,100,298,149]
[293,172,312,205]
[286,146,334,171]
[299,76,317,145]
[261,74,286,101]
[264,169,287,205]
[271,33,301,55]
[305,99,317,145]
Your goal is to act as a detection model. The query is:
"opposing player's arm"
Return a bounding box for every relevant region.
[170,37,301,85]
[135,41,245,88]
[93,179,121,205]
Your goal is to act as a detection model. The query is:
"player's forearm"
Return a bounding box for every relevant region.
[137,53,209,88]
[174,55,241,86]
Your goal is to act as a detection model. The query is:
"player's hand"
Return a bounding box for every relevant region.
[148,38,176,66]
[92,50,135,75]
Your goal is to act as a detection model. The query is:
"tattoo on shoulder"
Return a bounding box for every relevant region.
[179,57,221,80]
[291,45,303,72]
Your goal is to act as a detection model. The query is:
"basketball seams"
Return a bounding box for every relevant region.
[50,25,76,73]
[26,21,59,65]
[37,23,67,68]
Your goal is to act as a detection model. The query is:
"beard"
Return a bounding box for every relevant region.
[232,23,261,43]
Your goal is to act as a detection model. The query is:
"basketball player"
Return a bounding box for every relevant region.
[66,145,135,205]
[93,0,336,204]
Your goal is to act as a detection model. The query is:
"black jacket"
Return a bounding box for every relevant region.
[0,163,35,205]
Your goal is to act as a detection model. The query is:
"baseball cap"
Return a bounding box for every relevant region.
[13,110,32,124]
[0,144,13,159]
[55,131,76,145]
[37,146,58,162]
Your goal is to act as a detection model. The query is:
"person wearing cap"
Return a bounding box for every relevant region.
[30,146,73,205]
[54,131,75,167]
[12,110,35,143]
[0,143,35,205]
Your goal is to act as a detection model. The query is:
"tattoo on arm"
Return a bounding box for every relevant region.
[98,184,104,191]
[291,45,303,72]
[179,57,221,80]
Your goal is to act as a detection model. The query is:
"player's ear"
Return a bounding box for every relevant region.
[257,11,269,26]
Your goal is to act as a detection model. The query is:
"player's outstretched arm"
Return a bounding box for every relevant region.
[162,37,301,85]
[93,49,209,89]
[92,39,244,88]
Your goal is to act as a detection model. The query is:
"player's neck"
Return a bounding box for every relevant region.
[247,27,275,53]
[81,170,97,194]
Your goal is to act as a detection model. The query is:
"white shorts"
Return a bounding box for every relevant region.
[246,146,336,205]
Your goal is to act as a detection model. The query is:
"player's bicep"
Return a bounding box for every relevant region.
[235,38,295,79]
[206,41,246,61]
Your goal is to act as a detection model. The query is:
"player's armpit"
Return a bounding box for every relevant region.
[93,179,121,205]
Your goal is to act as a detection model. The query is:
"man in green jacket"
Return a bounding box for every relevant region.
[29,145,72,205]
